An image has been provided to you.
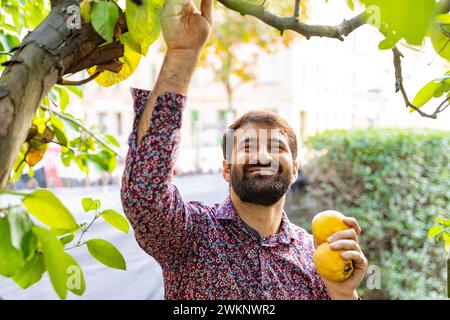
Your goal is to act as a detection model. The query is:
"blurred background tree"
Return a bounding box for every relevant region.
[292,128,450,299]
[199,0,304,120]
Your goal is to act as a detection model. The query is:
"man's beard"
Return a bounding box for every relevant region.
[230,162,292,206]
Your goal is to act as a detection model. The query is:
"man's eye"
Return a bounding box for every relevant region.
[244,144,256,151]
[270,145,281,152]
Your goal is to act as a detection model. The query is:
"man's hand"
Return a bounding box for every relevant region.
[161,0,213,54]
[315,217,368,300]
[136,0,213,143]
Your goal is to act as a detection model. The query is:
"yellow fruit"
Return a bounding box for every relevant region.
[312,210,348,244]
[313,243,354,282]
[26,146,47,167]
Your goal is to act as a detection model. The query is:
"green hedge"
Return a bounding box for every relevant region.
[292,129,450,299]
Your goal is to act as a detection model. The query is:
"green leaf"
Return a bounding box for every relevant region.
[378,33,400,50]
[32,226,68,299]
[28,166,35,178]
[82,197,101,212]
[412,79,442,108]
[105,134,120,147]
[63,252,86,296]
[0,217,25,277]
[125,0,162,55]
[22,231,38,261]
[433,82,450,98]
[0,32,19,51]
[362,0,436,46]
[436,231,443,243]
[82,197,95,212]
[65,85,84,98]
[443,232,450,245]
[107,152,117,172]
[23,190,77,230]
[56,87,70,112]
[51,224,80,236]
[7,206,33,252]
[436,14,450,25]
[13,157,27,181]
[435,217,450,227]
[101,209,129,233]
[61,150,74,167]
[428,225,443,238]
[88,32,141,87]
[53,125,68,146]
[91,1,120,42]
[347,0,354,11]
[430,21,450,61]
[59,233,75,245]
[86,239,126,270]
[12,253,46,289]
[80,0,94,23]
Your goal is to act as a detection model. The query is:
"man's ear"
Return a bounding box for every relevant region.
[222,159,231,183]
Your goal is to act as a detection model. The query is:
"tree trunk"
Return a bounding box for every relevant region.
[0,0,125,188]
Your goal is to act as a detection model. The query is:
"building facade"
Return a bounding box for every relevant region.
[69,2,449,176]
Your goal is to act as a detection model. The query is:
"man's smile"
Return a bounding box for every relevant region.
[246,167,278,175]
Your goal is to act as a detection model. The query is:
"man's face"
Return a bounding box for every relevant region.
[223,122,298,206]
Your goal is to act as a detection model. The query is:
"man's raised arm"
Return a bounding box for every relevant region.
[120,0,213,269]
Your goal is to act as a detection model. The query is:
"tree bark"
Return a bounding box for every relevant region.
[0,0,125,188]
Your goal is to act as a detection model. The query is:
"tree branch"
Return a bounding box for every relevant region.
[58,61,123,86]
[217,0,368,40]
[64,41,124,75]
[58,71,101,86]
[0,0,129,187]
[39,105,122,159]
[50,0,60,7]
[392,47,449,119]
[293,0,300,18]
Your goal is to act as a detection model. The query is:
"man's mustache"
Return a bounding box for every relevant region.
[243,162,283,174]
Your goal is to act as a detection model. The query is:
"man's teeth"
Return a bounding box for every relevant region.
[248,167,277,174]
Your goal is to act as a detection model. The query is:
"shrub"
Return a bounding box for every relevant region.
[291,129,450,299]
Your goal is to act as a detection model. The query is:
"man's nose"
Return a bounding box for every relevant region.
[256,145,272,165]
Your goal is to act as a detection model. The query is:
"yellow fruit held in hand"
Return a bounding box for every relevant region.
[312,210,348,244]
[313,243,354,282]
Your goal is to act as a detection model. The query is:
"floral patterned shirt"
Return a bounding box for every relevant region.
[120,88,330,300]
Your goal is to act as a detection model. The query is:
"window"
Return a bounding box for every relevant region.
[257,54,281,84]
[116,112,122,136]
[98,112,107,132]
[191,110,199,135]
[218,109,236,127]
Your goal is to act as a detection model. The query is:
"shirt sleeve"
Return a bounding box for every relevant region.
[120,88,199,270]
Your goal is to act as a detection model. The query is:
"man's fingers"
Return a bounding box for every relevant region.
[343,217,362,235]
[161,0,191,17]
[200,0,213,24]
[341,250,367,269]
[329,240,361,252]
[327,228,358,243]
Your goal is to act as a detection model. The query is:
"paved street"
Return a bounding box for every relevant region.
[0,173,228,300]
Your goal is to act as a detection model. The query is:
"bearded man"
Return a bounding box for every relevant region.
[120,0,367,300]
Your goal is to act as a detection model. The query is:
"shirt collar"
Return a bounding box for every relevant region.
[215,195,295,245]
